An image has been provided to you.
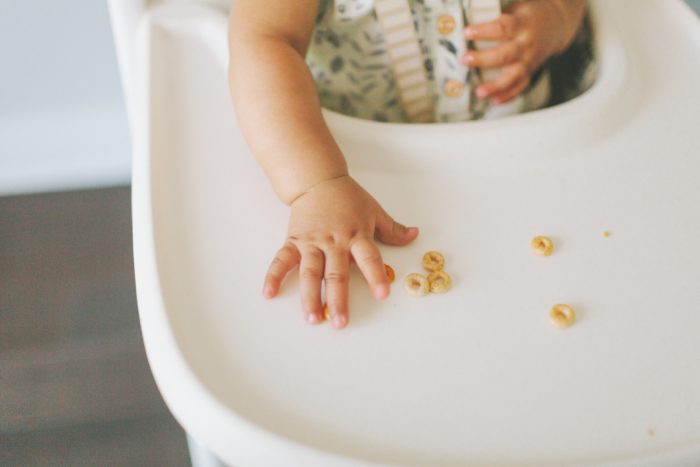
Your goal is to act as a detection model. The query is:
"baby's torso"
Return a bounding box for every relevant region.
[306,0,534,123]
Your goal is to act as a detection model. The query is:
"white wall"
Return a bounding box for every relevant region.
[0,0,131,196]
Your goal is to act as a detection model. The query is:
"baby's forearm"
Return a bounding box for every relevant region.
[229,33,348,205]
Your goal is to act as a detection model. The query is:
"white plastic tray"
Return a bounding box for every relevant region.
[131,1,700,465]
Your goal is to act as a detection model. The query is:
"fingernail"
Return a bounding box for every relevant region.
[263,285,274,298]
[406,226,419,236]
[374,284,389,299]
[333,315,347,328]
[464,27,476,38]
[462,53,475,65]
[477,87,489,99]
[307,313,320,324]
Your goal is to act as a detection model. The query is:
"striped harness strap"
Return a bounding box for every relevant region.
[375,0,502,123]
[374,0,434,123]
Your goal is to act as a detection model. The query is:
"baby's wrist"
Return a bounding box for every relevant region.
[286,173,351,206]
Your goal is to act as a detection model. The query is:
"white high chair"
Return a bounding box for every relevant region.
[108,1,700,465]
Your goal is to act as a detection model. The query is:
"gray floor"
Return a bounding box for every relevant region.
[0,187,190,467]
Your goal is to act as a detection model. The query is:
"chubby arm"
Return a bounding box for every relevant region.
[462,0,587,104]
[228,1,419,328]
[228,0,347,204]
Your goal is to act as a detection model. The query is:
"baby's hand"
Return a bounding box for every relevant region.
[263,176,419,329]
[462,1,565,104]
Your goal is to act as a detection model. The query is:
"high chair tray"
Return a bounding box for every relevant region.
[132,1,700,465]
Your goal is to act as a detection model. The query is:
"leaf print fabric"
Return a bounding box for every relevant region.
[334,0,375,21]
[306,0,595,123]
[307,0,404,121]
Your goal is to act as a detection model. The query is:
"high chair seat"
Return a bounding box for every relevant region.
[116,1,700,465]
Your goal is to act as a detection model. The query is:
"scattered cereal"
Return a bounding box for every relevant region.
[406,251,453,297]
[603,231,611,238]
[647,428,656,437]
[422,251,445,271]
[531,236,554,256]
[428,270,452,294]
[549,304,576,328]
[385,264,395,283]
[404,273,430,297]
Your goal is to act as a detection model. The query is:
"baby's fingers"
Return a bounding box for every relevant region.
[324,247,350,329]
[263,242,300,298]
[464,14,518,41]
[476,63,528,100]
[490,75,530,105]
[299,246,325,324]
[462,40,522,69]
[350,238,389,300]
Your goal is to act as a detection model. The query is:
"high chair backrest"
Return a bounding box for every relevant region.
[108,0,232,127]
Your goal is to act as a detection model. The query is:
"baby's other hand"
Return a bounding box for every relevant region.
[263,176,419,329]
[462,1,565,104]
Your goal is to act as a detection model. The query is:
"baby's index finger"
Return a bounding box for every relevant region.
[350,238,390,300]
[464,14,518,41]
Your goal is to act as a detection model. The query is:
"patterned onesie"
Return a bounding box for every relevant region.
[306,0,594,123]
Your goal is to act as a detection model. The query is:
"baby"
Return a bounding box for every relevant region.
[228,0,587,329]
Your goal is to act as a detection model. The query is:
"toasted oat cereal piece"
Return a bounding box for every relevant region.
[531,236,554,256]
[404,273,430,297]
[603,231,611,238]
[427,270,452,294]
[549,304,576,328]
[422,251,445,271]
[385,264,395,284]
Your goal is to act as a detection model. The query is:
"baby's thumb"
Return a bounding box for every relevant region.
[375,210,419,246]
